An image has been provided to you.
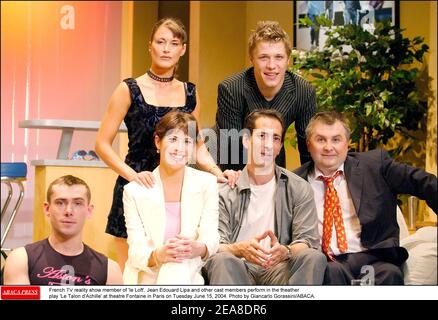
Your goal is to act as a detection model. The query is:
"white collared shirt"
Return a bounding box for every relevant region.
[308,164,365,256]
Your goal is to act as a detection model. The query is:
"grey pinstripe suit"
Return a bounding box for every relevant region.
[215,67,317,171]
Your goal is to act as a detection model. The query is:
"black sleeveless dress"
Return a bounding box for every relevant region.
[105,78,197,238]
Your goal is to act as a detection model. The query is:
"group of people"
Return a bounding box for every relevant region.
[4,18,437,286]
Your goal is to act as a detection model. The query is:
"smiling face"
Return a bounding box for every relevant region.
[44,184,93,239]
[250,40,290,96]
[306,120,349,176]
[244,116,283,170]
[149,24,186,72]
[155,128,195,170]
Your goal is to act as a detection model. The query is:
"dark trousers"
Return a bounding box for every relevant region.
[324,250,405,285]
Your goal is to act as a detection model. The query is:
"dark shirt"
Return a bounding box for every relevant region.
[215,67,316,171]
[26,239,108,285]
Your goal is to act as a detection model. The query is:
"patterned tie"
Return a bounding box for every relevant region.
[319,171,348,260]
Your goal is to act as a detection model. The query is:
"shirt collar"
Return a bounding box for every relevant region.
[310,163,345,180]
[237,165,287,192]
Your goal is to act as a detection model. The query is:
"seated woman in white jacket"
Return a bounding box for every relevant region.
[122,111,220,284]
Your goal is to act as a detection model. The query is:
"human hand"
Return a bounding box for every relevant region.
[264,230,289,269]
[235,231,271,266]
[155,238,188,264]
[175,235,207,259]
[130,170,155,188]
[222,170,241,188]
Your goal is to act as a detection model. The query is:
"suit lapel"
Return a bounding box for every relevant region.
[344,156,363,217]
[244,72,266,111]
[180,167,202,238]
[141,168,165,246]
[274,167,284,242]
[294,161,314,181]
[273,72,296,116]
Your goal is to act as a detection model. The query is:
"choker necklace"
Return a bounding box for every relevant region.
[147,69,174,82]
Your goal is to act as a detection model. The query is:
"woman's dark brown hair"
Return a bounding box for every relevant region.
[154,111,199,142]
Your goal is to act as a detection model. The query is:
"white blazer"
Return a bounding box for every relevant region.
[122,166,219,285]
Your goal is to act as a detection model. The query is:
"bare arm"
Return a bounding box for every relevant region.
[106,258,123,285]
[4,247,30,285]
[96,82,155,187]
[95,82,136,181]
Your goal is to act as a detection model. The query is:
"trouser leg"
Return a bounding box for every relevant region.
[257,248,327,285]
[371,261,404,285]
[323,260,353,285]
[204,252,253,285]
[287,248,327,285]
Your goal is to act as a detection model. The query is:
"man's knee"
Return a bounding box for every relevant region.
[374,263,404,285]
[324,261,350,285]
[295,248,327,271]
[207,252,242,267]
[287,248,327,285]
[326,261,346,276]
[205,252,246,274]
[204,252,250,285]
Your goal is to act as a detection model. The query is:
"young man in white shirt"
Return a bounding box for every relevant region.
[205,109,326,285]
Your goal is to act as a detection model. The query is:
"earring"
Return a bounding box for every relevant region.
[157,149,160,153]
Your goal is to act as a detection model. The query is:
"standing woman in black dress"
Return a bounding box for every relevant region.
[96,18,238,271]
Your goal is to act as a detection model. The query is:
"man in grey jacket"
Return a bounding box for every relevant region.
[205,109,326,285]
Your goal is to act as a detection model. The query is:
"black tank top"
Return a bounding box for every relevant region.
[25,239,108,285]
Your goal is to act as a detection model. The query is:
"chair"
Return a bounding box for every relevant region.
[1,162,27,258]
[397,199,437,285]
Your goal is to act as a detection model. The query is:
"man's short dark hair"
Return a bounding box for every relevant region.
[244,109,285,141]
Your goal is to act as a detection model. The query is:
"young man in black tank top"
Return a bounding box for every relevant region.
[4,175,122,285]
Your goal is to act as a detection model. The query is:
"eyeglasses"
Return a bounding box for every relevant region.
[71,150,100,161]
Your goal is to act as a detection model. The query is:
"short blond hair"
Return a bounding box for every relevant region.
[248,21,291,57]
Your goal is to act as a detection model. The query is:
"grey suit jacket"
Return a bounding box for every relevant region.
[218,165,320,250]
[215,67,316,170]
[294,149,437,263]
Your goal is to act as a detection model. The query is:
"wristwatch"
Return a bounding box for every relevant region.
[283,245,292,260]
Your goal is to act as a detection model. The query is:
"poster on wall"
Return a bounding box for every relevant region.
[294,1,399,51]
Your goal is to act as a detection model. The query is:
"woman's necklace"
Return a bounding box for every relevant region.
[147,69,174,82]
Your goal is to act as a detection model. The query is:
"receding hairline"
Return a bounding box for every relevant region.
[306,118,351,141]
[48,184,89,202]
[46,175,91,204]
[253,115,283,131]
